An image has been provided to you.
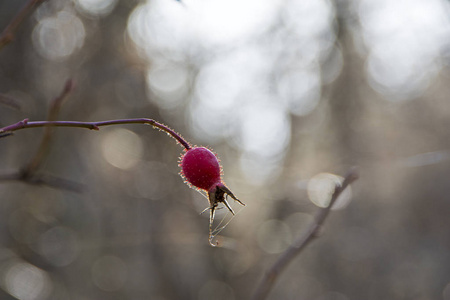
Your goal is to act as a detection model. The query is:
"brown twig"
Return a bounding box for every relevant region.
[251,168,359,300]
[22,79,74,175]
[1,0,48,48]
[0,79,82,191]
[0,118,191,150]
[17,79,81,191]
[0,171,83,192]
[0,0,48,50]
[0,109,191,190]
[0,94,21,110]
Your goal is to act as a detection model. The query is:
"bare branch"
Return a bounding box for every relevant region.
[0,171,83,192]
[0,94,21,110]
[22,79,74,175]
[0,0,48,50]
[251,168,359,300]
[0,118,191,150]
[3,79,81,192]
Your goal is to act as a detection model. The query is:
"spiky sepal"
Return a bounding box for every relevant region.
[207,182,245,246]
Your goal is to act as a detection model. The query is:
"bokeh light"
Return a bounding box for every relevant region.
[32,11,85,61]
[358,0,450,100]
[74,0,118,17]
[2,0,450,298]
[101,128,143,170]
[256,219,292,254]
[1,260,52,300]
[127,0,283,56]
[277,67,322,116]
[307,173,352,210]
[126,0,339,184]
[38,226,79,267]
[282,0,336,63]
[236,103,291,183]
[146,63,190,110]
[236,103,290,158]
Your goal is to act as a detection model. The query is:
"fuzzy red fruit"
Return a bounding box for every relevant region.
[180,146,245,246]
[180,147,221,190]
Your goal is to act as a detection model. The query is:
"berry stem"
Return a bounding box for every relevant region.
[0,118,191,150]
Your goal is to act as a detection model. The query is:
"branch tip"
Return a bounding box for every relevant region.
[251,167,359,300]
[63,79,75,94]
[344,167,359,182]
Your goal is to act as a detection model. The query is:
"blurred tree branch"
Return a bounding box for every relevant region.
[0,0,48,50]
[251,168,359,300]
[0,94,21,110]
[0,171,83,192]
[22,79,74,175]
[0,79,83,191]
[0,104,192,190]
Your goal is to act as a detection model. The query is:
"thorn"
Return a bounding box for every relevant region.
[221,185,245,207]
[222,198,235,215]
[200,206,210,215]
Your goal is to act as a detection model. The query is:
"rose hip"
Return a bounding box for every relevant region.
[180,147,221,191]
[180,146,245,245]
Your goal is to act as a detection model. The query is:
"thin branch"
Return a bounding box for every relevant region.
[11,79,81,191]
[0,0,48,50]
[23,79,74,175]
[251,168,359,300]
[0,171,83,192]
[0,118,191,150]
[0,94,21,110]
[0,115,190,190]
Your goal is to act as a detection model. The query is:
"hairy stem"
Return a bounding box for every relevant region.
[0,118,191,150]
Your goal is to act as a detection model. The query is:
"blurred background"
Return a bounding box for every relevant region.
[1,0,450,299]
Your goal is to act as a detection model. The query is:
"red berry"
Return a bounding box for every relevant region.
[180,147,221,191]
[180,146,245,246]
